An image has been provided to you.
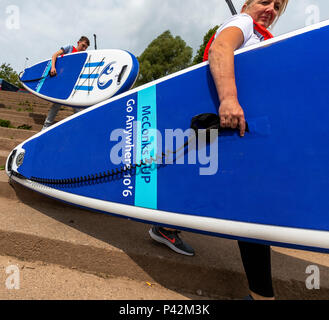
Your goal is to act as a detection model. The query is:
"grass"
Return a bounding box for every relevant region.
[0,119,13,128]
[0,119,32,130]
[18,100,33,107]
[17,124,32,130]
[0,165,5,171]
[17,104,34,112]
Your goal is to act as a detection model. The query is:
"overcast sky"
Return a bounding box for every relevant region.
[0,0,328,72]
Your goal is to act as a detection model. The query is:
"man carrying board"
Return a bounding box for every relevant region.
[42,36,90,131]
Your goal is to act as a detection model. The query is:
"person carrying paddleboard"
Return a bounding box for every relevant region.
[42,36,90,131]
[205,0,289,300]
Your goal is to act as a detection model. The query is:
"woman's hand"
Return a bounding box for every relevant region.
[219,97,246,137]
[208,27,246,137]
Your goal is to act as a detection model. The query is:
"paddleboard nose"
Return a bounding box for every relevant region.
[6,147,26,177]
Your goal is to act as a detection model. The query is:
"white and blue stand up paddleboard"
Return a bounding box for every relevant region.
[20,49,139,107]
[7,20,329,253]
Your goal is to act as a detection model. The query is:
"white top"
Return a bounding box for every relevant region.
[61,45,76,55]
[215,13,262,49]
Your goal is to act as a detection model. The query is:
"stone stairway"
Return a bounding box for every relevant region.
[0,91,74,167]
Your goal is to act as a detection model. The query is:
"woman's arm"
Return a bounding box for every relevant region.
[208,27,246,137]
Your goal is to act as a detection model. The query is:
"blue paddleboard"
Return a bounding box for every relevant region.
[7,20,329,253]
[20,49,139,107]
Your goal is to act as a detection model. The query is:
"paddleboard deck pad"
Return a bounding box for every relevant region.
[7,21,329,254]
[20,49,139,107]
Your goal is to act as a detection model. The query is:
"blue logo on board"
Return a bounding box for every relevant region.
[97,62,116,90]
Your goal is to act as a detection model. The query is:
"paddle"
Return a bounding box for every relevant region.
[225,0,237,15]
[94,34,98,50]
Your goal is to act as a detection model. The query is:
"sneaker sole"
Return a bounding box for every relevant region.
[149,229,195,256]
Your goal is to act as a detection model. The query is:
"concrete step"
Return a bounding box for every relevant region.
[0,112,45,124]
[0,92,71,108]
[0,128,37,165]
[1,121,42,131]
[0,127,38,140]
[0,95,50,109]
[0,103,51,112]
[0,96,49,104]
[0,108,43,116]
[0,111,45,122]
[0,91,31,99]
[0,93,73,116]
[0,150,9,166]
[0,254,204,300]
[0,92,80,110]
[0,109,74,127]
[0,114,81,131]
[0,117,43,131]
[0,106,73,118]
[0,91,44,102]
[0,137,22,151]
[0,170,329,300]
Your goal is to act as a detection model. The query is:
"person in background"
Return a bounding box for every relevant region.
[42,36,90,131]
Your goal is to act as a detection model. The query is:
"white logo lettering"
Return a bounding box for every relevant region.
[6,5,20,30]
[305,5,320,26]
[5,265,20,290]
[306,265,320,290]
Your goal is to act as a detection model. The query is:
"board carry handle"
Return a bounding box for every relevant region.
[6,149,16,173]
[117,65,128,85]
[190,113,249,140]
[6,149,25,180]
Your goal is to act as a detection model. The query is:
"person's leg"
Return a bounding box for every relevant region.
[73,107,82,114]
[238,241,275,300]
[42,103,61,130]
[149,226,195,256]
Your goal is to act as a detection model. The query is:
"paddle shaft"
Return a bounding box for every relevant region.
[94,34,97,50]
[225,0,237,15]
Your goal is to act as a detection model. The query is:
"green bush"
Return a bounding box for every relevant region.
[0,119,31,130]
[0,119,11,127]
[17,124,32,130]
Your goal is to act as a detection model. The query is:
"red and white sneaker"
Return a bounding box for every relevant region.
[149,226,195,256]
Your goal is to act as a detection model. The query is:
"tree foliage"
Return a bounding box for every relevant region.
[192,25,220,65]
[135,30,193,87]
[0,63,23,88]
